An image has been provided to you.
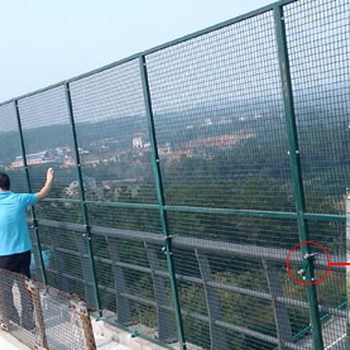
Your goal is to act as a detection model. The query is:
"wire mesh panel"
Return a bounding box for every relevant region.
[17,87,77,196]
[283,1,349,348]
[69,60,157,205]
[309,220,347,349]
[0,268,96,350]
[0,103,27,193]
[0,269,37,349]
[94,233,178,343]
[283,0,350,214]
[145,10,294,211]
[86,203,161,232]
[36,224,97,307]
[16,86,82,228]
[169,216,317,350]
[28,225,45,283]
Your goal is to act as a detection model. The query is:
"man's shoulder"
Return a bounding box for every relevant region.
[6,192,25,198]
[2,192,35,203]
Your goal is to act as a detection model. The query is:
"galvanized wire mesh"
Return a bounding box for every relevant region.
[284,0,350,215]
[37,224,97,307]
[17,87,76,197]
[0,268,96,350]
[145,10,294,211]
[0,0,349,349]
[69,59,157,203]
[0,103,27,193]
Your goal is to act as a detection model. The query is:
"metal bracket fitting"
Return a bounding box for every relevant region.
[298,252,318,281]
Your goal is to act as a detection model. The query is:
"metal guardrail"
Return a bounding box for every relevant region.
[34,218,347,350]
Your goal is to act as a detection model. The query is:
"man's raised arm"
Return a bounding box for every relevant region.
[36,168,54,202]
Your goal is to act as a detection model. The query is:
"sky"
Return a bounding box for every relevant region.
[0,0,274,103]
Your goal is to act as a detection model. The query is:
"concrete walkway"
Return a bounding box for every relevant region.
[92,319,172,350]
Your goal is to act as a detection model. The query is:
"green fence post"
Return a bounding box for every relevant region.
[139,55,187,350]
[64,82,102,315]
[273,5,324,350]
[14,99,47,286]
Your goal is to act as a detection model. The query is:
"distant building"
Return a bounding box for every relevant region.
[81,155,100,167]
[66,176,97,197]
[78,147,89,155]
[159,142,171,155]
[61,157,75,168]
[55,146,71,156]
[132,137,143,148]
[11,151,53,168]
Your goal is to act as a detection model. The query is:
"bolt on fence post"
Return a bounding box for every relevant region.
[64,82,102,315]
[14,100,48,287]
[139,55,187,350]
[273,5,324,350]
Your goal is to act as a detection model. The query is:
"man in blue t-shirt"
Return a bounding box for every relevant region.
[0,168,54,329]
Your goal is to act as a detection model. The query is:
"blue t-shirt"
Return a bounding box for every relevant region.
[0,191,37,256]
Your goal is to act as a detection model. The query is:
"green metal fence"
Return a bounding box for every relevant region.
[0,0,349,349]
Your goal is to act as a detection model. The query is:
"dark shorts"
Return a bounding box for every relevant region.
[0,250,31,278]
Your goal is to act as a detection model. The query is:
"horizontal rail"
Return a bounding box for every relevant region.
[45,264,344,350]
[37,218,346,271]
[46,250,347,318]
[41,218,346,319]
[39,198,346,222]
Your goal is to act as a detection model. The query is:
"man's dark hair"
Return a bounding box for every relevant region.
[0,173,10,190]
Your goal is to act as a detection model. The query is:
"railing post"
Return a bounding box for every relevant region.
[262,259,292,349]
[106,237,133,325]
[273,5,324,350]
[76,232,97,306]
[50,230,70,293]
[14,100,47,286]
[139,54,187,350]
[64,83,101,314]
[145,242,177,342]
[195,250,228,350]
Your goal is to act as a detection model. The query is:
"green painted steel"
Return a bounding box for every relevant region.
[14,100,48,286]
[43,198,347,222]
[64,82,102,315]
[273,5,324,350]
[139,54,187,350]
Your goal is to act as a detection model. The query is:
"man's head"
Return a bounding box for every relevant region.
[0,173,10,191]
